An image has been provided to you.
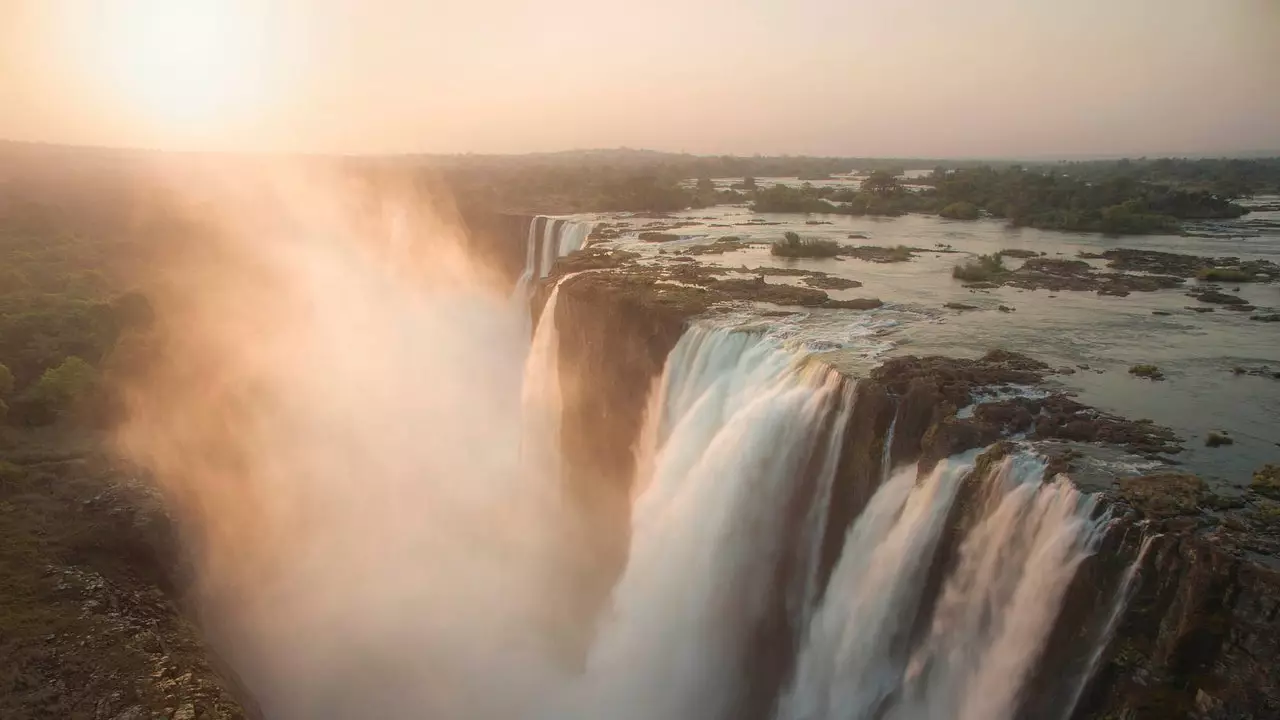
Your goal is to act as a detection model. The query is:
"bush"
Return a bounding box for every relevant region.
[771,232,843,258]
[939,201,980,220]
[952,253,1006,282]
[12,356,99,426]
[1196,267,1255,282]
[1128,364,1164,380]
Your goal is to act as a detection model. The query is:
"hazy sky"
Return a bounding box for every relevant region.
[2,0,1277,157]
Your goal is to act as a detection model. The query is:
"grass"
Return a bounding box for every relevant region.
[771,232,843,259]
[952,253,1006,282]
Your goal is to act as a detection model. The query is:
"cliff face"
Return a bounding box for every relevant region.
[549,271,1280,720]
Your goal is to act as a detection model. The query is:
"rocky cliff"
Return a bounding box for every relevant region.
[546,268,1280,720]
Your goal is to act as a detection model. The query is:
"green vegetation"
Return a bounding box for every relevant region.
[1128,364,1165,380]
[922,166,1244,234]
[952,253,1007,282]
[939,201,980,220]
[1253,465,1280,500]
[771,231,843,258]
[1197,267,1256,282]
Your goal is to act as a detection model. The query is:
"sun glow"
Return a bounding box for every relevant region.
[99,1,269,131]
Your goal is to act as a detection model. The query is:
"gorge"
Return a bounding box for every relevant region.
[105,203,1280,720]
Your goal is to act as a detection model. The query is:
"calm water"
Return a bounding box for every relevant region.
[585,193,1280,489]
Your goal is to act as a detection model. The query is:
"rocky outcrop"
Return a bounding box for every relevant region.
[0,452,251,719]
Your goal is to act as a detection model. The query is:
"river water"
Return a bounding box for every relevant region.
[583,193,1280,489]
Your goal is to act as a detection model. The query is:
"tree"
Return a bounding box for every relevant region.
[861,170,900,197]
[939,202,980,220]
[19,356,99,425]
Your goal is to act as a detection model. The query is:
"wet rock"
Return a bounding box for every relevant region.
[998,305,1015,313]
[1206,431,1234,447]
[707,278,829,307]
[549,247,639,277]
[1189,287,1251,305]
[639,231,681,243]
[682,237,750,255]
[1232,365,1280,380]
[944,302,979,311]
[1251,313,1280,322]
[824,297,883,310]
[1102,248,1280,280]
[998,248,1040,258]
[840,245,919,263]
[801,275,863,290]
[962,281,999,289]
[1152,309,1173,316]
[1116,473,1208,517]
[1030,394,1183,456]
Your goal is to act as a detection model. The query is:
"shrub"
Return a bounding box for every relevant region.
[12,356,99,426]
[939,201,980,220]
[1128,364,1164,380]
[771,232,843,258]
[952,253,1006,282]
[1196,267,1255,282]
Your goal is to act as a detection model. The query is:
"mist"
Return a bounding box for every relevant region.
[114,171,577,719]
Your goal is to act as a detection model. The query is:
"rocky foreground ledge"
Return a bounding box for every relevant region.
[0,442,251,719]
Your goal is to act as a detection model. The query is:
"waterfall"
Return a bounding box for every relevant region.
[562,325,847,720]
[512,216,540,315]
[780,453,1109,720]
[540,218,562,280]
[1056,531,1161,720]
[521,275,572,491]
[518,216,594,280]
[512,216,595,339]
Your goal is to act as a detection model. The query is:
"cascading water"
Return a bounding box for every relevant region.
[560,325,848,720]
[122,192,1153,720]
[513,216,594,341]
[521,216,595,283]
[781,454,1110,720]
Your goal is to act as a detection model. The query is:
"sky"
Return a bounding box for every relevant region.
[1,0,1278,158]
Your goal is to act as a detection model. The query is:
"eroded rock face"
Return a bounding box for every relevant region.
[548,270,1280,720]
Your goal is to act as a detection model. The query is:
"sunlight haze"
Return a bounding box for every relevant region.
[2,0,1277,157]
